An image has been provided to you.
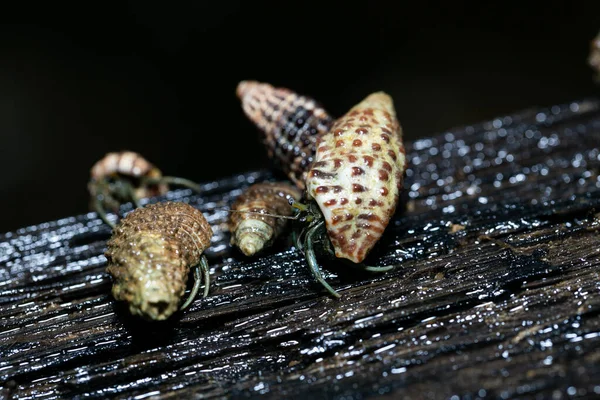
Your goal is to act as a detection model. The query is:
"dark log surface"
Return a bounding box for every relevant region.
[2,99,600,400]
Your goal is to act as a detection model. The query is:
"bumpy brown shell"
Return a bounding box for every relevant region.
[306,92,407,263]
[229,182,301,257]
[105,201,213,320]
[590,31,600,79]
[236,81,334,189]
[89,151,168,201]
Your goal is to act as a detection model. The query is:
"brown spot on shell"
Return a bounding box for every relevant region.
[325,199,337,206]
[382,161,392,171]
[355,127,368,134]
[352,167,365,176]
[334,129,344,137]
[334,159,342,168]
[340,198,349,205]
[353,139,363,147]
[380,187,389,196]
[316,186,329,193]
[363,156,374,167]
[310,169,335,179]
[336,140,344,148]
[357,222,385,233]
[368,199,382,207]
[353,184,366,193]
[332,185,343,193]
[358,213,382,223]
[388,150,397,161]
[339,224,353,232]
[348,155,357,162]
[381,134,390,143]
[372,143,381,151]
[355,198,363,204]
[379,170,389,181]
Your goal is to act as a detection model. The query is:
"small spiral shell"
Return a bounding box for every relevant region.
[89,151,168,202]
[237,81,334,189]
[229,182,302,256]
[105,201,213,320]
[306,92,407,264]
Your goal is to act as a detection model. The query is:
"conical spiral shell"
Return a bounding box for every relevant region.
[306,92,407,263]
[229,182,301,256]
[88,151,168,202]
[105,201,213,320]
[237,81,334,189]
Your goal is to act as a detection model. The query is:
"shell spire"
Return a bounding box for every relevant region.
[306,92,406,263]
[236,80,334,189]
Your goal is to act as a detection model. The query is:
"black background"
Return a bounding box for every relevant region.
[1,2,600,233]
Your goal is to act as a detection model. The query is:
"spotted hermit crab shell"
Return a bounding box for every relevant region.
[306,92,406,263]
[229,182,302,257]
[88,151,168,201]
[105,201,213,321]
[236,81,334,189]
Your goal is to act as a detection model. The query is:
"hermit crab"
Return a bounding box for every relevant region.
[228,182,302,257]
[293,91,407,297]
[236,80,334,189]
[105,201,213,321]
[88,151,202,228]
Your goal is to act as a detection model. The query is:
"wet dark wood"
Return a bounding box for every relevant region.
[2,99,600,400]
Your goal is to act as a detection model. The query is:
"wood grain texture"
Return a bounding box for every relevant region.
[2,99,600,399]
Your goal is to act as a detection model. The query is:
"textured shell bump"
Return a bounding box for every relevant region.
[229,182,302,257]
[105,202,213,320]
[89,151,168,201]
[306,92,406,263]
[236,81,334,189]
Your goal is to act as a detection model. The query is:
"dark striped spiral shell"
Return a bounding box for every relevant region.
[236,81,334,190]
[229,182,302,256]
[105,201,213,321]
